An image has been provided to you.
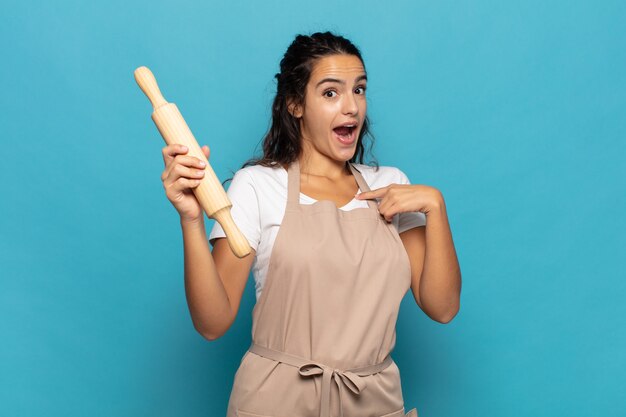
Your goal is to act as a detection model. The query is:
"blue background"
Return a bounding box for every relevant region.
[1,0,624,416]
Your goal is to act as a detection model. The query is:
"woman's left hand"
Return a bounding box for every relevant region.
[355,184,443,222]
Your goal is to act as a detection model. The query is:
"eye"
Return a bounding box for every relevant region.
[323,89,337,98]
[355,85,367,95]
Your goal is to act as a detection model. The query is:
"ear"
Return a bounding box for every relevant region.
[287,99,303,118]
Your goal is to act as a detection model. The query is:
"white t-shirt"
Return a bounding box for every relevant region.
[208,163,426,302]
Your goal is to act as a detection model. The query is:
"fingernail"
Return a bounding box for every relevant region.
[199,161,206,167]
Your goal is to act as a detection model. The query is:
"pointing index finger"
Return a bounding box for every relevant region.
[355,187,385,200]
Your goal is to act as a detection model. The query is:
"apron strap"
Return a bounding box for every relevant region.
[286,159,301,210]
[347,162,377,210]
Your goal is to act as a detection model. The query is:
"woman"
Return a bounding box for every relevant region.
[160,32,461,417]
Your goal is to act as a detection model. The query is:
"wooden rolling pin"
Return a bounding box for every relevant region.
[134,66,251,258]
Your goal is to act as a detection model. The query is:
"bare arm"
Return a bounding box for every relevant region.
[356,182,461,324]
[400,197,462,323]
[160,143,254,340]
[178,218,248,340]
[181,218,255,340]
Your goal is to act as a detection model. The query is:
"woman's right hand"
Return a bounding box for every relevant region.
[161,144,211,223]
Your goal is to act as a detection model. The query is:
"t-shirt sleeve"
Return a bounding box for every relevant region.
[208,169,261,251]
[395,168,426,233]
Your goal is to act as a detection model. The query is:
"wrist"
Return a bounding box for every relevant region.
[424,192,445,216]
[180,215,205,230]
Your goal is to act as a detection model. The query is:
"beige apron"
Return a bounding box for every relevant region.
[226,159,418,417]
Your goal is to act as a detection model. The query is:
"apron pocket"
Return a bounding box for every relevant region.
[404,408,419,417]
[237,408,416,417]
[237,410,273,417]
[379,407,406,417]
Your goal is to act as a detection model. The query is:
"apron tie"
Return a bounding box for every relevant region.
[298,362,366,417]
[249,343,393,417]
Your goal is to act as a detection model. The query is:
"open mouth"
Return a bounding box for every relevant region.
[332,125,357,144]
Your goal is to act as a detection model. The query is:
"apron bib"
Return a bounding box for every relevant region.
[226,159,418,417]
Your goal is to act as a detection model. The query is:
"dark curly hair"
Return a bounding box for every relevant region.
[226,31,379,183]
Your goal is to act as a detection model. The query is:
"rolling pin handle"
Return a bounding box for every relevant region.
[134,66,168,110]
[211,207,252,258]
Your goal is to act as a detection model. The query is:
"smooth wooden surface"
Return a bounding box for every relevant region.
[134,66,251,258]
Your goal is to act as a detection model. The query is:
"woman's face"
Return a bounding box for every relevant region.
[291,54,368,163]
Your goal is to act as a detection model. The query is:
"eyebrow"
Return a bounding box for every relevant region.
[315,74,368,88]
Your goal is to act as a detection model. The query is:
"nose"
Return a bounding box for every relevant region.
[342,91,359,116]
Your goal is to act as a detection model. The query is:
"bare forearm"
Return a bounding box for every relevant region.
[180,217,232,339]
[420,200,462,322]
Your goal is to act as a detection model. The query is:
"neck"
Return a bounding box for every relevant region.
[298,144,352,181]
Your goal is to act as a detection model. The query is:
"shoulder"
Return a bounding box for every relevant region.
[229,163,286,188]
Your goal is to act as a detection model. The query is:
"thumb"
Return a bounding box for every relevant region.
[202,145,210,160]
